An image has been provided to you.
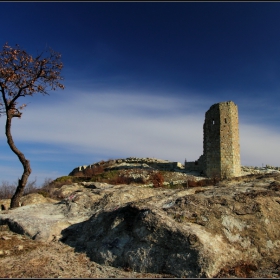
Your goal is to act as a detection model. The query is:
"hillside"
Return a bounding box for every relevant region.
[1,159,280,278]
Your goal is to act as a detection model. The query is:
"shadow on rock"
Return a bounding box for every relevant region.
[60,203,202,278]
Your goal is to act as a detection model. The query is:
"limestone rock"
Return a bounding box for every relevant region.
[0,193,58,211]
[1,174,280,277]
[69,157,184,176]
[81,182,114,189]
[0,199,10,211]
[0,183,166,242]
[20,193,58,206]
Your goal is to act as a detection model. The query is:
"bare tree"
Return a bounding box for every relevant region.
[0,43,64,208]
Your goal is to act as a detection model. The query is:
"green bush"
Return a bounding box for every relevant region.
[37,190,50,198]
[53,176,74,183]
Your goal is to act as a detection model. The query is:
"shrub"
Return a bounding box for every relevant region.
[36,190,50,198]
[0,181,17,199]
[73,171,84,177]
[23,178,38,195]
[109,175,130,185]
[150,172,164,188]
[215,261,257,278]
[186,180,200,188]
[54,176,74,183]
[34,177,73,200]
[185,177,222,188]
[0,178,39,199]
[83,168,92,177]
[83,165,104,176]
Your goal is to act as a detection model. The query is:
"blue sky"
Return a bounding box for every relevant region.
[1,2,280,186]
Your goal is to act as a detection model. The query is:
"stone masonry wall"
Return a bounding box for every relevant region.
[203,103,221,177]
[184,154,205,173]
[185,101,241,179]
[204,101,241,178]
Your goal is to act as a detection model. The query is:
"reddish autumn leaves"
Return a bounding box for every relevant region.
[0,42,64,118]
[0,42,64,208]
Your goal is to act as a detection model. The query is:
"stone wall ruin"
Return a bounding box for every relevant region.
[69,101,241,179]
[185,101,241,179]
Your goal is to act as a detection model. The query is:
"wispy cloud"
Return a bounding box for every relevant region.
[0,91,209,160]
[239,124,280,167]
[0,90,279,186]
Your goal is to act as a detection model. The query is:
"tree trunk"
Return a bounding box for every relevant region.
[5,113,32,209]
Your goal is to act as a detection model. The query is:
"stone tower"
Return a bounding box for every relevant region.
[203,101,241,178]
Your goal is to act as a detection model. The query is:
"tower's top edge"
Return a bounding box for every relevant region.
[208,101,237,111]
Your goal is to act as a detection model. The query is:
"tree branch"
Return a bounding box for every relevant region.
[0,42,64,208]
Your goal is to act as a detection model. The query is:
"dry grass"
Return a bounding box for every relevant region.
[0,225,46,259]
[214,261,258,278]
[0,227,176,278]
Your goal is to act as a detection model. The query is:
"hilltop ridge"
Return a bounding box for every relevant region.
[69,157,280,178]
[69,157,185,176]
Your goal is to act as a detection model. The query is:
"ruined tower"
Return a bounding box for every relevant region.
[203,101,241,178]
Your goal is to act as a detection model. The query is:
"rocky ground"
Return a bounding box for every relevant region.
[0,227,174,278]
[1,166,280,278]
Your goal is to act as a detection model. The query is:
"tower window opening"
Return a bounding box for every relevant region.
[212,120,215,125]
[225,118,227,123]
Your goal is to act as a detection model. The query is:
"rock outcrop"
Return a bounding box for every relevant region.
[0,193,57,211]
[69,157,280,180]
[1,173,280,277]
[69,157,184,176]
[242,165,280,175]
